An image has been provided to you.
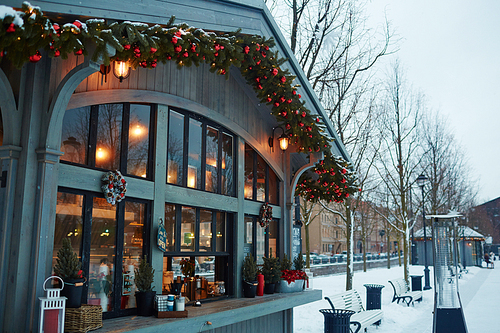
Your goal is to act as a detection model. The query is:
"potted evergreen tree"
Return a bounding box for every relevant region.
[262,255,280,294]
[242,253,258,298]
[135,255,156,316]
[54,238,85,308]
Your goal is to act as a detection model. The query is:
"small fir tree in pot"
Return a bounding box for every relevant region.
[242,253,258,298]
[262,255,280,294]
[135,256,156,316]
[54,238,84,308]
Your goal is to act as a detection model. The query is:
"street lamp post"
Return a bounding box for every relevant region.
[417,174,431,290]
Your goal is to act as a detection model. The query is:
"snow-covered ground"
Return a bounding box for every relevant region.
[294,263,500,332]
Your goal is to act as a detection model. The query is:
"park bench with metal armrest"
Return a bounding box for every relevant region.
[388,278,422,306]
[324,289,383,333]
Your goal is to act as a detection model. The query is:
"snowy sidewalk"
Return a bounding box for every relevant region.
[294,264,499,332]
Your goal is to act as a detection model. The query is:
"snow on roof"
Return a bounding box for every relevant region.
[413,226,485,239]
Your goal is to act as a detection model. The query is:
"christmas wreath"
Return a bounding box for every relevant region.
[259,203,273,228]
[101,170,127,205]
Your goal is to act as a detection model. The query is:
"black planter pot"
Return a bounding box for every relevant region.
[135,291,156,316]
[243,281,258,298]
[61,278,84,308]
[264,282,275,294]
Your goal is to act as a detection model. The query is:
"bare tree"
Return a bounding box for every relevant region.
[374,60,423,284]
[300,200,323,268]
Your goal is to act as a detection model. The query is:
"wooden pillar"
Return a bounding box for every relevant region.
[234,137,245,298]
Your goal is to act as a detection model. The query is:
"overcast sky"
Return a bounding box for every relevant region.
[365,0,500,204]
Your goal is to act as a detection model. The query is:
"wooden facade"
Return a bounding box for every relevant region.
[0,0,349,332]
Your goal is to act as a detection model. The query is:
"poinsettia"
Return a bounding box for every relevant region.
[281,269,308,284]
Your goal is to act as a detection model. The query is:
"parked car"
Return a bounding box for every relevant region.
[317,254,330,264]
[353,253,363,262]
[332,254,344,263]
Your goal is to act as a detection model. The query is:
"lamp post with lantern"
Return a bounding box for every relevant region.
[416,173,431,290]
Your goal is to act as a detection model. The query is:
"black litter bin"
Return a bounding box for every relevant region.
[363,284,385,310]
[320,309,356,333]
[410,275,423,291]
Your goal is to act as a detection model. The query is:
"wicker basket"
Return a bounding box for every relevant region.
[65,304,103,333]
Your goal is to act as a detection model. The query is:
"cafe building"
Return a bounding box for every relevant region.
[0,0,352,331]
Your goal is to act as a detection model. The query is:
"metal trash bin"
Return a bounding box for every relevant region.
[364,284,385,310]
[410,275,423,291]
[320,309,355,333]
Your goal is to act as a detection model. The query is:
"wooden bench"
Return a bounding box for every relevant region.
[325,289,383,333]
[388,278,422,306]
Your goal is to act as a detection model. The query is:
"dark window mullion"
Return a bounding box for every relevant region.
[114,202,126,314]
[265,225,270,258]
[88,105,99,167]
[217,131,222,194]
[252,216,257,260]
[195,208,200,252]
[147,105,156,180]
[252,151,257,201]
[211,211,217,252]
[201,123,207,191]
[182,116,189,187]
[175,205,182,252]
[81,193,93,303]
[120,103,130,173]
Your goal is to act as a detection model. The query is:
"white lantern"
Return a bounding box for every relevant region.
[39,276,67,333]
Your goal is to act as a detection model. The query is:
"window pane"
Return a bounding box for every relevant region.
[188,119,202,189]
[89,197,116,313]
[122,201,145,309]
[268,220,278,258]
[244,216,253,245]
[199,210,212,252]
[53,192,84,269]
[205,126,218,193]
[127,104,150,178]
[167,111,184,185]
[181,206,195,251]
[268,168,279,205]
[96,104,123,170]
[256,154,265,202]
[244,145,253,199]
[216,212,226,252]
[61,106,90,164]
[256,224,265,265]
[165,204,176,252]
[221,133,233,196]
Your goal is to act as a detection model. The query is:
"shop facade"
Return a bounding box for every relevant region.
[0,0,351,332]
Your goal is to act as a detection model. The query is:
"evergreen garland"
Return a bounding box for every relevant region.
[54,238,82,280]
[0,2,359,202]
[134,255,155,292]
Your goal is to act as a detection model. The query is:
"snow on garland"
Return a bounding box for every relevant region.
[102,170,127,205]
[259,203,273,228]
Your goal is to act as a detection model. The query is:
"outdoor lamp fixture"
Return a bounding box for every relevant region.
[268,126,289,152]
[113,61,131,82]
[39,276,66,333]
[416,173,431,290]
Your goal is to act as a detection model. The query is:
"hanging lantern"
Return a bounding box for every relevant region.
[39,276,66,333]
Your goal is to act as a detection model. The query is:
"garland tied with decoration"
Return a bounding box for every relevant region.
[101,170,127,205]
[259,203,273,228]
[0,2,358,203]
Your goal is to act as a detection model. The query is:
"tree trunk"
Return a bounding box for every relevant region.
[387,234,391,269]
[345,203,353,291]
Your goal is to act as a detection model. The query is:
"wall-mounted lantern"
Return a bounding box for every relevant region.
[113,61,131,82]
[268,126,289,152]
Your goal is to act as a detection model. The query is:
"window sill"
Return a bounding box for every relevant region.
[98,289,321,332]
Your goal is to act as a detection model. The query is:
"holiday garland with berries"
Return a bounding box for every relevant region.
[0,2,358,202]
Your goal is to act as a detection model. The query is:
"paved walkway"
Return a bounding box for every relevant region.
[462,266,500,332]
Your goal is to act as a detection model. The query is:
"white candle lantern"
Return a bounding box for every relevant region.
[39,276,67,333]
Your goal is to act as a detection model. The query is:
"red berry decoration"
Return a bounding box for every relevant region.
[29,51,42,63]
[272,68,278,76]
[175,45,182,53]
[301,111,306,118]
[6,23,15,33]
[54,50,60,57]
[183,51,189,57]
[261,51,266,58]
[287,99,292,104]
[220,69,226,75]
[150,47,157,53]
[267,97,272,102]
[280,96,285,103]
[298,121,304,127]
[176,30,182,37]
[75,49,83,55]
[123,44,131,50]
[256,60,261,65]
[191,44,196,52]
[285,123,291,130]
[171,36,178,44]
[255,43,260,51]
[280,76,286,83]
[258,84,263,90]
[316,117,320,123]
[244,46,250,54]
[274,102,279,107]
[73,20,82,29]
[282,111,287,117]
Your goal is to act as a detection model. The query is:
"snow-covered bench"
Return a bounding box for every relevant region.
[324,289,383,333]
[388,278,422,306]
[458,263,468,275]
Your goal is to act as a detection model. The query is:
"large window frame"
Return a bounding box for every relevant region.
[60,103,157,180]
[244,144,280,205]
[54,187,151,319]
[244,215,279,265]
[167,107,236,196]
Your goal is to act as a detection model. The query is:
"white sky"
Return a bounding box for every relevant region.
[364,0,500,204]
